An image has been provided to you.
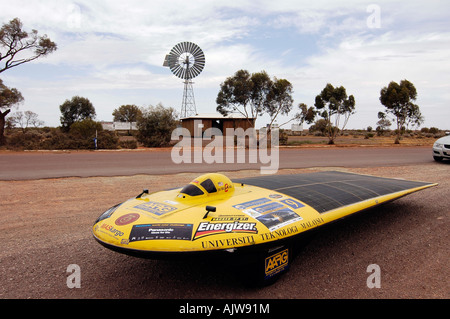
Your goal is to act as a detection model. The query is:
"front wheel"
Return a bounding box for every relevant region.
[433,156,443,162]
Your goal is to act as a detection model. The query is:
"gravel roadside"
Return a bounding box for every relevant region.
[0,163,448,299]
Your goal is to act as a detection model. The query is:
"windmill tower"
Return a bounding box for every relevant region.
[163,42,205,118]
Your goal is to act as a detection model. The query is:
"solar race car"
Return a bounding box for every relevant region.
[93,171,436,284]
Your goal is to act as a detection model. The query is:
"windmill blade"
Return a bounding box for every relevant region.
[181,42,190,56]
[194,58,205,68]
[175,66,185,79]
[172,42,184,56]
[191,45,203,58]
[190,64,202,77]
[184,41,191,53]
[191,58,205,77]
[187,42,196,54]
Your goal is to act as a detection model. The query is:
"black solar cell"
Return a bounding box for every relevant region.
[235,171,433,214]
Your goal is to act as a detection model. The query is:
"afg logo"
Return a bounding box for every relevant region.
[134,201,177,216]
[265,249,289,279]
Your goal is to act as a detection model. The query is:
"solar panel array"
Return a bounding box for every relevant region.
[235,171,432,214]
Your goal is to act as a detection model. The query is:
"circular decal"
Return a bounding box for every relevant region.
[115,213,140,226]
[269,194,283,199]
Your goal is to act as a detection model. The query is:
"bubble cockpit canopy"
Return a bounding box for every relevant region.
[178,173,234,199]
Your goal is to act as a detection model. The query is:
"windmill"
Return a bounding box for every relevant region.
[163,42,205,118]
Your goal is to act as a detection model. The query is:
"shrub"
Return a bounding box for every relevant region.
[96,131,119,149]
[279,130,288,145]
[69,119,103,139]
[119,139,137,149]
[6,130,42,150]
[6,125,118,150]
[429,127,440,134]
[136,104,178,147]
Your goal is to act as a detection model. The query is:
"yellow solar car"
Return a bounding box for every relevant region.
[93,171,436,284]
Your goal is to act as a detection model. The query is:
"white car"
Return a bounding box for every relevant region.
[432,135,450,162]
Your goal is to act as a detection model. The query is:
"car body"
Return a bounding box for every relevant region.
[432,135,450,161]
[92,171,436,284]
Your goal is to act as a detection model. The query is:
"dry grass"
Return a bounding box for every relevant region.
[286,134,436,147]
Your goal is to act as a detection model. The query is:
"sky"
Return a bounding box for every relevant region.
[1,0,449,130]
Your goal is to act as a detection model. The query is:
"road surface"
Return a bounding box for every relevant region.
[0,146,434,180]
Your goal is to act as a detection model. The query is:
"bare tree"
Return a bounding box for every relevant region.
[9,110,44,132]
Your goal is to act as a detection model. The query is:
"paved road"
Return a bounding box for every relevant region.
[0,146,434,180]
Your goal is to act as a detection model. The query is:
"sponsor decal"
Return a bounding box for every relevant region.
[299,217,324,230]
[269,194,283,199]
[232,198,271,210]
[100,223,124,237]
[193,221,257,240]
[256,208,302,231]
[211,216,248,222]
[115,213,140,226]
[129,223,193,242]
[265,248,289,279]
[234,197,304,231]
[280,198,304,209]
[133,201,177,216]
[201,235,255,249]
[253,201,285,214]
[259,225,299,241]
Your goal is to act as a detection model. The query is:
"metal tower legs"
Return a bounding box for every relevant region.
[181,80,197,118]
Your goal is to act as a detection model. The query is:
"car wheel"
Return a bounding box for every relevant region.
[433,156,443,162]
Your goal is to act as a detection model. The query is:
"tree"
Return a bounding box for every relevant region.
[0,78,23,144]
[273,102,317,130]
[0,18,57,73]
[313,83,356,144]
[249,71,273,123]
[59,96,96,132]
[375,111,391,136]
[404,103,424,130]
[309,118,328,136]
[8,110,44,132]
[379,79,422,144]
[264,78,294,131]
[0,17,56,145]
[216,70,272,126]
[112,104,142,133]
[112,104,142,122]
[136,104,178,147]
